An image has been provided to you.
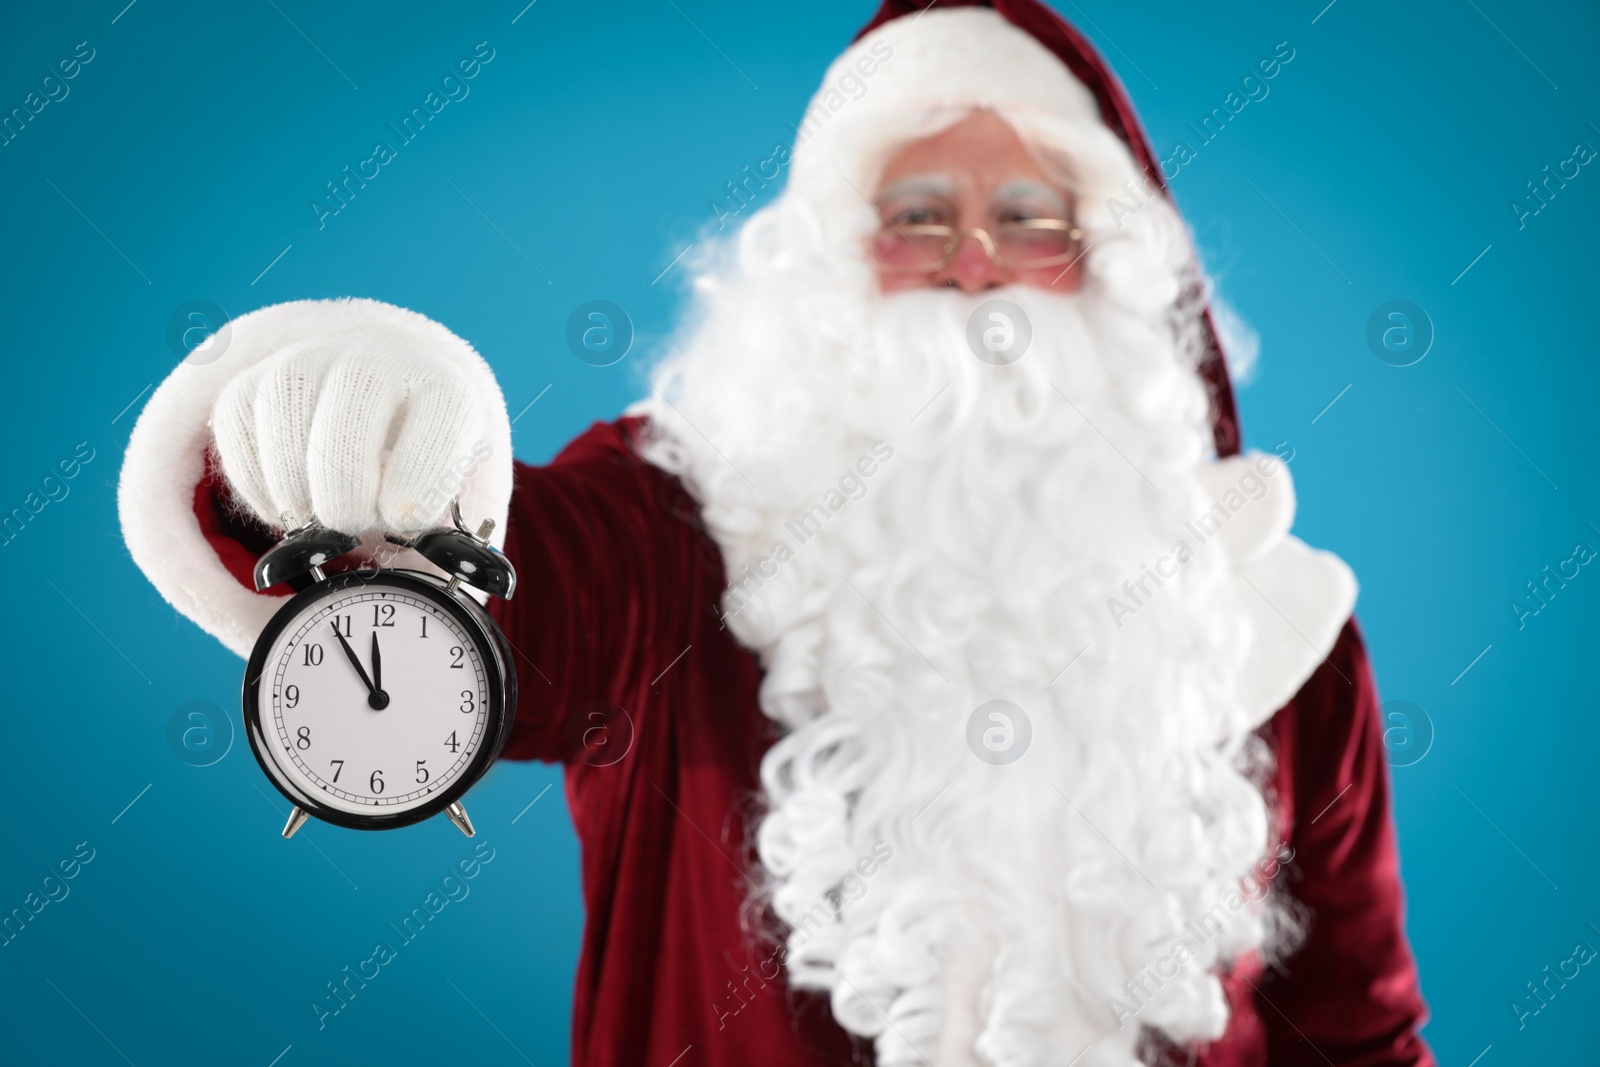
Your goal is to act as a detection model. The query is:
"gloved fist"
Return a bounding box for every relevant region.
[212,329,487,537]
[121,298,512,657]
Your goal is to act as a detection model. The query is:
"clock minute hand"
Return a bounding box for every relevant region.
[371,632,382,693]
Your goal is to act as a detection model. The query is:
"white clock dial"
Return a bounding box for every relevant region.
[255,585,490,816]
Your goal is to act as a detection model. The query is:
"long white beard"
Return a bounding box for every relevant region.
[636,268,1285,1065]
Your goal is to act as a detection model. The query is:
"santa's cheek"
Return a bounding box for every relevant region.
[1016,262,1085,293]
[876,271,942,294]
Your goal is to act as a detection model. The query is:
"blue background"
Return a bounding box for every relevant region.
[1,0,1596,1064]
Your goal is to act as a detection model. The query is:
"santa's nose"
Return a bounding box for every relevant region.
[947,232,1008,292]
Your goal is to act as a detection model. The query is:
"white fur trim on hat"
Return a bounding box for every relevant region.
[791,9,1099,188]
[118,298,512,660]
[1236,534,1358,723]
[1195,453,1358,727]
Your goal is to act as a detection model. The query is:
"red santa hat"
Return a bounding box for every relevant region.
[791,0,1241,458]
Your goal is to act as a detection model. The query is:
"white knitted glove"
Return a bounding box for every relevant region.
[213,323,487,536]
[120,298,513,658]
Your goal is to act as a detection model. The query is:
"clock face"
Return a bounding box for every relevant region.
[250,581,493,818]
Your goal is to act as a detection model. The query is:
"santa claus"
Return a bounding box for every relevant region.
[118,2,1434,1064]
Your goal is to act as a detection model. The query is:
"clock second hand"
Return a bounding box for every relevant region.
[331,622,389,710]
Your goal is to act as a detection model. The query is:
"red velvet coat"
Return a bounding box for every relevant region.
[490,417,1433,1066]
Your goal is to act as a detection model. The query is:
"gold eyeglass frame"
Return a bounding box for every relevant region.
[871,218,1087,273]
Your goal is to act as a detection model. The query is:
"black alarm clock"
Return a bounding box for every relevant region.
[242,503,517,839]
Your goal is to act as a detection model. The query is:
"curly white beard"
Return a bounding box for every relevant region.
[634,195,1285,1064]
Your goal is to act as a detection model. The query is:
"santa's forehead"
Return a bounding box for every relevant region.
[877,174,1066,199]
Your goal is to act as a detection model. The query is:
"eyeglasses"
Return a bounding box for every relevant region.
[869,218,1087,273]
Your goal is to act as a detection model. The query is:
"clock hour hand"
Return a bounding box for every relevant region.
[331,622,389,710]
[371,631,382,693]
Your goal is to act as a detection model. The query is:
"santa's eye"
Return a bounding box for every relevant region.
[992,199,1066,225]
[990,180,1070,226]
[995,206,1045,223]
[884,200,954,228]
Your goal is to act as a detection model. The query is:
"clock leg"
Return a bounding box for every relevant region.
[445,801,476,838]
[282,806,310,839]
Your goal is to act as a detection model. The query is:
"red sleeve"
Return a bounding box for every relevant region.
[195,452,288,592]
[1255,621,1435,1066]
[488,417,727,764]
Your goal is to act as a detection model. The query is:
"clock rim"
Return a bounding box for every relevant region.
[242,568,515,832]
